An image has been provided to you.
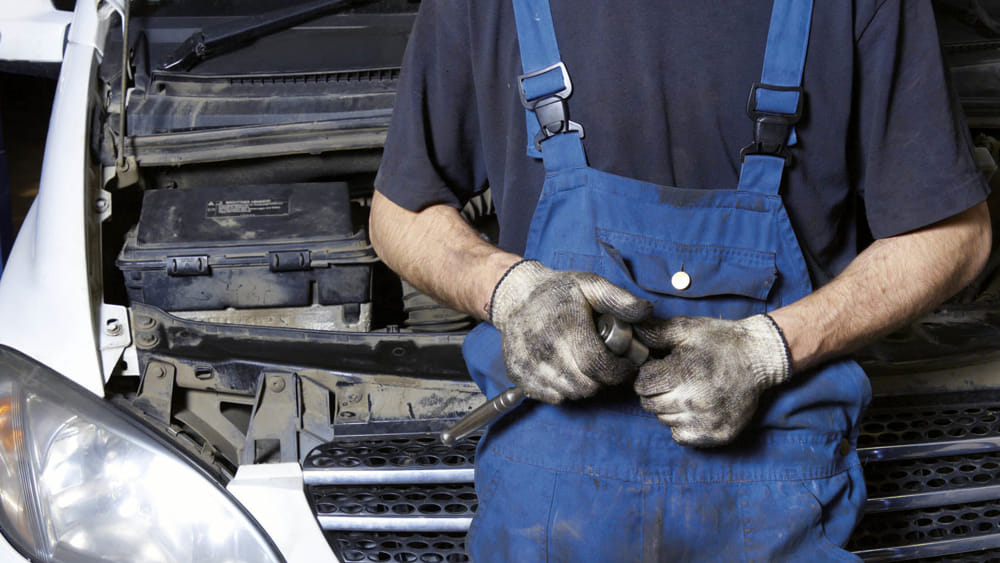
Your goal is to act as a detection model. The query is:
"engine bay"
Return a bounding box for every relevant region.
[89,2,491,480]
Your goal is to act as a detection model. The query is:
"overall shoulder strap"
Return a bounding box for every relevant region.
[511,0,587,170]
[737,0,814,196]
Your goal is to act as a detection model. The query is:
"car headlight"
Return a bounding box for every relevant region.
[0,345,284,563]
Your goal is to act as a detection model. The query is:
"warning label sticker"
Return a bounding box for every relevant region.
[207,198,289,218]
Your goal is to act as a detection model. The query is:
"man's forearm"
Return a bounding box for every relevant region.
[770,201,992,373]
[369,190,521,319]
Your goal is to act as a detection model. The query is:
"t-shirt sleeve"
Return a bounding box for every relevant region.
[853,1,989,239]
[373,0,487,212]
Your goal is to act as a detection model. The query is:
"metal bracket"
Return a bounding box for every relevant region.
[95,188,112,223]
[99,303,132,383]
[113,0,137,188]
[333,382,372,425]
[241,372,301,465]
[133,360,176,424]
[115,155,139,188]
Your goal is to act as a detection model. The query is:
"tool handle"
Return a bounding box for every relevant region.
[440,387,525,445]
[439,315,649,445]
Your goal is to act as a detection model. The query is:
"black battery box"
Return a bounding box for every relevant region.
[117,182,377,315]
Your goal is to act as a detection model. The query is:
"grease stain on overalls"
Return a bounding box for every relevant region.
[462,1,871,560]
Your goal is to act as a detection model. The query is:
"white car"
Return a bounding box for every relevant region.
[3,0,1000,561]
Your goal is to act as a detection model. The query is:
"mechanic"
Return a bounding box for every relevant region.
[369,1,992,560]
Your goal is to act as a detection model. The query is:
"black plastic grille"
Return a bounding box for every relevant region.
[865,452,1000,499]
[848,500,1000,552]
[304,398,1000,561]
[228,68,400,86]
[304,434,480,472]
[312,484,478,518]
[327,532,470,563]
[858,404,1000,449]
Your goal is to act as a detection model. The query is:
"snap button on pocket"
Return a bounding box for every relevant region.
[671,271,691,291]
[595,229,777,320]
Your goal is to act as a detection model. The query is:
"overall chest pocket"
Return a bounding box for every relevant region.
[554,229,778,320]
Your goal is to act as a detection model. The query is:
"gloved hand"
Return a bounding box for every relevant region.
[490,260,652,404]
[633,314,791,447]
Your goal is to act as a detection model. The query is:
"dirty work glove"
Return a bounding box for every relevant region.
[490,260,652,404]
[633,315,791,447]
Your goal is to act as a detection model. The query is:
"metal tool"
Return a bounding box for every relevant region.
[440,314,649,445]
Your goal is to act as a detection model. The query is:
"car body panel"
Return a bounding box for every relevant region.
[0,0,114,397]
[0,532,29,563]
[0,0,73,64]
[227,463,339,563]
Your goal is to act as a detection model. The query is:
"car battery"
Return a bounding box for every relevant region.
[117,182,377,330]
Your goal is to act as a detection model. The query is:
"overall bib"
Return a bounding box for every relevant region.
[462,1,872,560]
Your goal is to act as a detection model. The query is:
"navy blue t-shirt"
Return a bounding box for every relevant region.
[374,0,989,284]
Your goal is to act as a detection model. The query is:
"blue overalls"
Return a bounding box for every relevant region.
[461,0,872,560]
